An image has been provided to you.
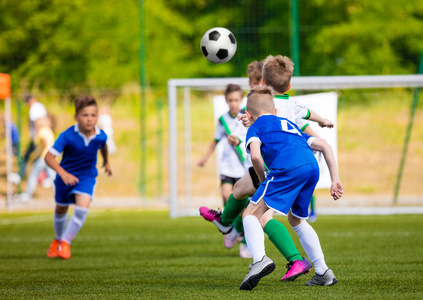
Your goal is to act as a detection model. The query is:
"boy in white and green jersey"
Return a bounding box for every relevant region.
[198,84,250,207]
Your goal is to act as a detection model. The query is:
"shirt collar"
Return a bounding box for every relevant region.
[274,94,290,100]
[74,124,100,146]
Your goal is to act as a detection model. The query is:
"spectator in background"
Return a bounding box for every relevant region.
[98,105,116,154]
[19,116,56,202]
[1,114,20,156]
[20,94,47,178]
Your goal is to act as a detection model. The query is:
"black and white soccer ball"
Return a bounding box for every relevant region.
[200,27,237,64]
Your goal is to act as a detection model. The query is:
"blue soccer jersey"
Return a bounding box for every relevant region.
[246,114,316,174]
[49,124,107,179]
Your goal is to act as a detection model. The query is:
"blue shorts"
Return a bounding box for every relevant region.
[54,177,97,206]
[250,163,319,219]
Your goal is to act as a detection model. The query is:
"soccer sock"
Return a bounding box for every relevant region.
[221,194,249,226]
[54,212,68,241]
[232,215,244,233]
[292,221,328,275]
[62,206,89,245]
[310,195,316,214]
[264,219,303,262]
[243,215,265,263]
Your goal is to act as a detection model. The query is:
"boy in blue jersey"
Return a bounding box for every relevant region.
[239,86,343,291]
[45,95,112,259]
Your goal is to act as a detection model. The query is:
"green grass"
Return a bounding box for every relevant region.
[1,211,422,299]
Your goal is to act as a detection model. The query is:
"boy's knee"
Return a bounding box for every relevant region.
[55,205,68,214]
[288,211,302,227]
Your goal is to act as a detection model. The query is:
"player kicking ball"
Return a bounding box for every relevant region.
[45,95,112,259]
[239,86,343,290]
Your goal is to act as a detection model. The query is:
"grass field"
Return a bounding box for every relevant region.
[1,210,422,299]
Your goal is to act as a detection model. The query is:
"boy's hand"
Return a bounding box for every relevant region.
[318,119,334,128]
[239,114,251,127]
[60,172,79,186]
[330,180,343,200]
[227,134,240,146]
[103,162,112,176]
[197,157,207,167]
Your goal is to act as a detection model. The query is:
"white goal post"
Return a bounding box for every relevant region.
[167,75,423,218]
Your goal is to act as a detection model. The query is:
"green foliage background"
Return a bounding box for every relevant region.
[0,0,422,92]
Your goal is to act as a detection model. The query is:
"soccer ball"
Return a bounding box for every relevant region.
[200,27,237,64]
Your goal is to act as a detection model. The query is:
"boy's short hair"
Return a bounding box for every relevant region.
[262,55,294,93]
[246,86,275,118]
[224,84,243,98]
[75,95,97,114]
[247,61,264,83]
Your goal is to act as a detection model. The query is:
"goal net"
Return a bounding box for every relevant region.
[168,75,423,218]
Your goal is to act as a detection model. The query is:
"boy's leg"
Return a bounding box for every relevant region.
[240,201,275,291]
[47,204,68,258]
[260,210,312,281]
[289,214,337,286]
[59,195,90,259]
[200,172,253,233]
[221,183,233,206]
[309,195,317,222]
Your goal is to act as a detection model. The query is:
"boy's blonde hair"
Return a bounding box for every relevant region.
[246,86,274,119]
[247,60,264,83]
[262,55,294,93]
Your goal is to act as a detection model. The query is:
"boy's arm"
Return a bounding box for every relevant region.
[100,144,112,176]
[307,109,334,128]
[198,140,218,167]
[249,141,266,183]
[309,139,343,200]
[44,152,79,186]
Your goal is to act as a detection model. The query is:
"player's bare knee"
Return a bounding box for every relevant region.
[288,211,302,227]
[55,205,68,214]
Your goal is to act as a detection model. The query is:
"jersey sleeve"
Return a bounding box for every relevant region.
[301,131,316,147]
[49,131,67,157]
[214,121,226,142]
[295,100,310,120]
[296,118,309,131]
[245,125,261,154]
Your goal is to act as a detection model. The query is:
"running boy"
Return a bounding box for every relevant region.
[198,84,249,206]
[45,95,112,259]
[239,86,343,290]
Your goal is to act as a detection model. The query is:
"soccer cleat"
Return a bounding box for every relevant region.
[47,239,60,258]
[224,229,240,249]
[305,269,338,286]
[58,241,71,260]
[240,255,275,291]
[239,243,252,258]
[281,257,313,281]
[199,206,233,234]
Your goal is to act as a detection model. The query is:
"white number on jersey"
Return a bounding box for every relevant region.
[280,119,302,136]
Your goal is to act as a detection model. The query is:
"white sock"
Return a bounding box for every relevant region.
[292,221,328,275]
[243,215,265,263]
[62,206,89,244]
[54,212,68,241]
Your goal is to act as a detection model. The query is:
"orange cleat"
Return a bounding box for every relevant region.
[58,241,71,259]
[47,239,60,258]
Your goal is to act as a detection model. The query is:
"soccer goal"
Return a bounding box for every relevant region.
[168,75,423,218]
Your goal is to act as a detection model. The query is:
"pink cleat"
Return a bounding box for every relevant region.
[281,258,312,281]
[199,206,233,234]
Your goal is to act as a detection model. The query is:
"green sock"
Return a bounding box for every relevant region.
[232,215,244,233]
[220,194,249,226]
[264,219,302,262]
[310,195,316,214]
